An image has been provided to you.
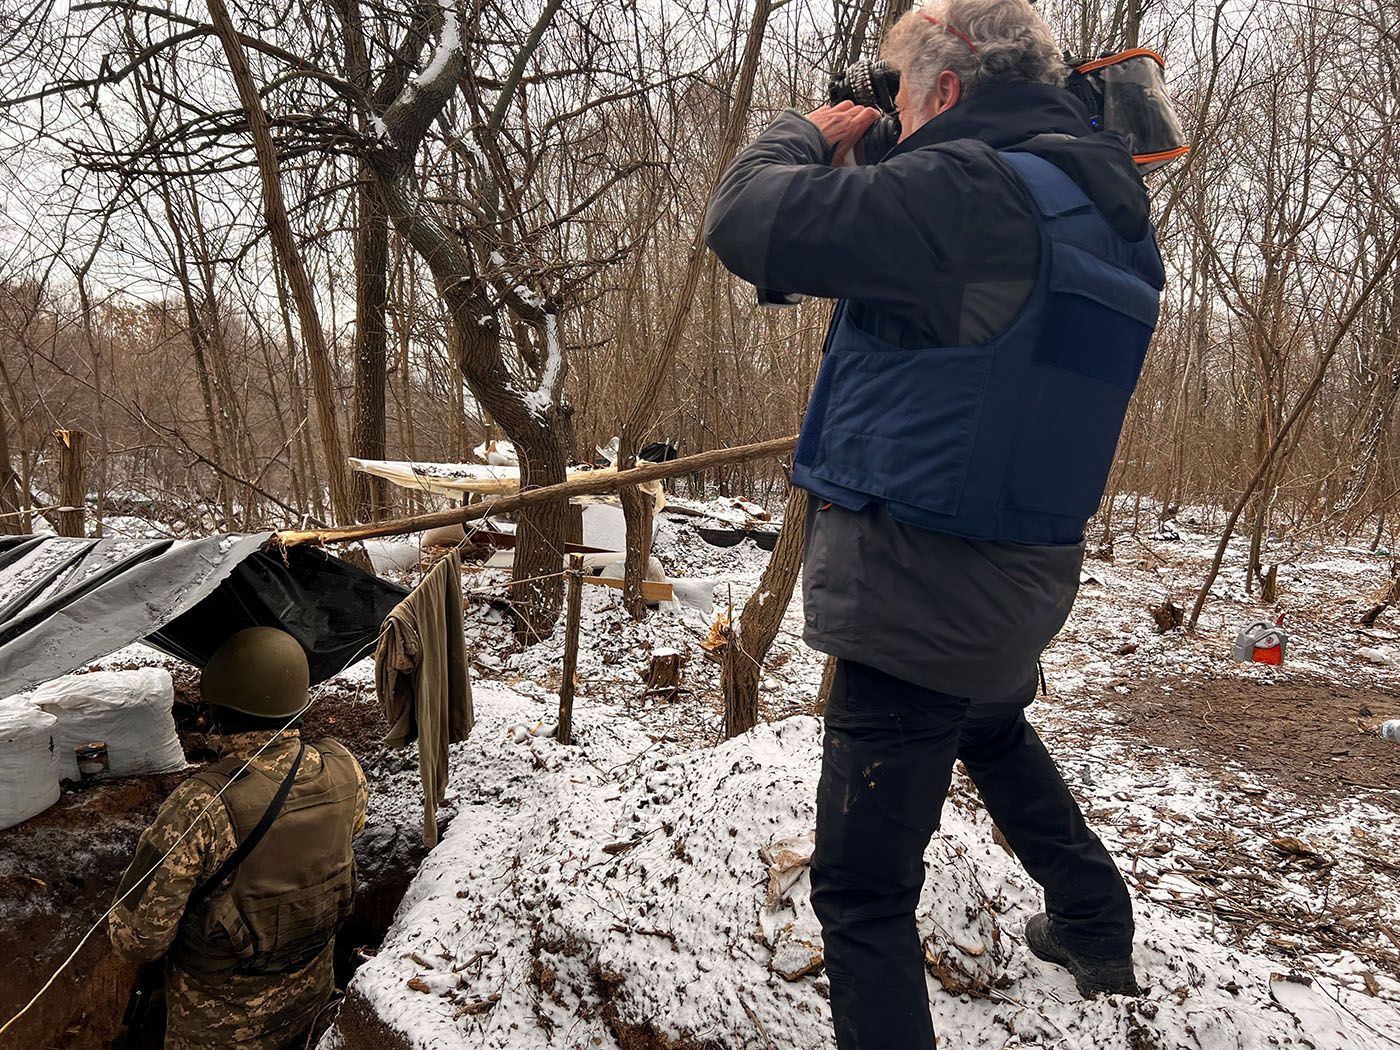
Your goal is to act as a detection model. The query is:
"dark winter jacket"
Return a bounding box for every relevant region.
[705,82,1157,701]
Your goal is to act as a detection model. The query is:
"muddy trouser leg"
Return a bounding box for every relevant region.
[958,708,1134,960]
[810,661,970,1050]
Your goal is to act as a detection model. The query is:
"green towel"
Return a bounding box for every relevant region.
[375,549,473,846]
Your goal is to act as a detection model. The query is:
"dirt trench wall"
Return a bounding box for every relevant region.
[330,989,417,1050]
[0,685,427,1049]
[0,773,183,1050]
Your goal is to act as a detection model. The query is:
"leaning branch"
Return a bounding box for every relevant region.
[273,435,799,548]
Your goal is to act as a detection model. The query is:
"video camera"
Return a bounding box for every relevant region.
[828,48,1189,169]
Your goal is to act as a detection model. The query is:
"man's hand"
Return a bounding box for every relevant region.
[805,100,882,166]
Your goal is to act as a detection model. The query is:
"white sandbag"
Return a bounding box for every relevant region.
[0,699,61,830]
[32,668,186,779]
[596,554,669,583]
[363,538,423,574]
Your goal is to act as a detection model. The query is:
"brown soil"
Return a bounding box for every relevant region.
[1050,670,1400,982]
[1109,673,1400,811]
[333,988,415,1050]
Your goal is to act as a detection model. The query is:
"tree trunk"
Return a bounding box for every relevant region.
[0,356,33,534]
[618,479,654,620]
[723,484,808,738]
[883,0,915,32]
[359,6,572,641]
[188,197,258,528]
[55,429,87,538]
[617,0,774,615]
[153,179,233,525]
[510,425,569,643]
[0,402,23,535]
[351,177,390,522]
[815,654,838,717]
[74,275,107,536]
[207,0,353,524]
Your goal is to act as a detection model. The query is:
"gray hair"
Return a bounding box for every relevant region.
[882,0,1066,106]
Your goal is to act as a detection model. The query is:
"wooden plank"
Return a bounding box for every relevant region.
[557,555,583,746]
[580,574,674,602]
[460,527,609,555]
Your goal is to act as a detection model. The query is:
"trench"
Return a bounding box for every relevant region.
[0,672,426,1049]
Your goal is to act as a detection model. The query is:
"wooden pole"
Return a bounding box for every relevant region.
[274,434,798,548]
[557,554,584,746]
[55,429,87,538]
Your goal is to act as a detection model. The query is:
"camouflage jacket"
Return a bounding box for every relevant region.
[109,730,367,1050]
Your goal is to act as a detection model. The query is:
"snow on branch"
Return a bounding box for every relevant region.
[414,0,461,91]
[522,311,563,419]
[382,0,463,147]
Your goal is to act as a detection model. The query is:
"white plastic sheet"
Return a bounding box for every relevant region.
[0,698,61,830]
[32,668,186,779]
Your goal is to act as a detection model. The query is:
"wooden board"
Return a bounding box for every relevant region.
[464,527,610,555]
[580,575,674,602]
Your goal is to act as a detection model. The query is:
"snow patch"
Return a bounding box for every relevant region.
[409,0,461,94]
[522,312,562,419]
[336,684,1397,1049]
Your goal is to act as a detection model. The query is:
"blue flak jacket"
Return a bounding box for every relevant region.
[792,150,1165,547]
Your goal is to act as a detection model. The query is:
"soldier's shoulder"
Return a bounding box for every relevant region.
[154,769,230,827]
[312,737,362,769]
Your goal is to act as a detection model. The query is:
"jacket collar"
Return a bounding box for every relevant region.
[214,728,302,762]
[887,81,1092,160]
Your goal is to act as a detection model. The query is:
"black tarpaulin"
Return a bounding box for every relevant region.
[0,534,408,697]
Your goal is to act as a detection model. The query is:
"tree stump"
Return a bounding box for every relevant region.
[643,648,683,702]
[815,655,838,716]
[1260,563,1279,605]
[54,429,86,538]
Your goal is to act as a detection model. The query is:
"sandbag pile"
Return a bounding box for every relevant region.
[0,700,61,831]
[32,668,186,779]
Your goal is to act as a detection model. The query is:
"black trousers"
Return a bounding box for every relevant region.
[810,660,1132,1050]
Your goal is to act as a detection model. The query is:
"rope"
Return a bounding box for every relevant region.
[0,634,380,1037]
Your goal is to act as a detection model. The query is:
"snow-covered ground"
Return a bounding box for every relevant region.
[330,686,1395,1050]
[316,503,1400,1049]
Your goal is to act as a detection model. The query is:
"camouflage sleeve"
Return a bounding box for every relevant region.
[108,776,235,962]
[352,754,369,839]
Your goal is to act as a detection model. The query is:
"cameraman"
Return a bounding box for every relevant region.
[706,1,1163,1046]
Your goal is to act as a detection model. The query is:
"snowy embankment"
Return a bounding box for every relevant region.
[329,684,1395,1050]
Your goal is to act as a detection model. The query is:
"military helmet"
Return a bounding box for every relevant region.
[201,627,310,718]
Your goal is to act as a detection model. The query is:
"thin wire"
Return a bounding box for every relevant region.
[0,633,381,1037]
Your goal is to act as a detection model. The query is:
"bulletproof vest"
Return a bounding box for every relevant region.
[791,149,1164,546]
[170,739,359,983]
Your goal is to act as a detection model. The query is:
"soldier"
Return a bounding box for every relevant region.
[110,627,367,1050]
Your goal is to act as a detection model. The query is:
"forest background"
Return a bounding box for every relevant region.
[0,0,1397,635]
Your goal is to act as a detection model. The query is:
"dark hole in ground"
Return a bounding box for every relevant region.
[0,665,428,1049]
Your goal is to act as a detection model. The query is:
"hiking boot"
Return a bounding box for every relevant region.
[1025,913,1140,998]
